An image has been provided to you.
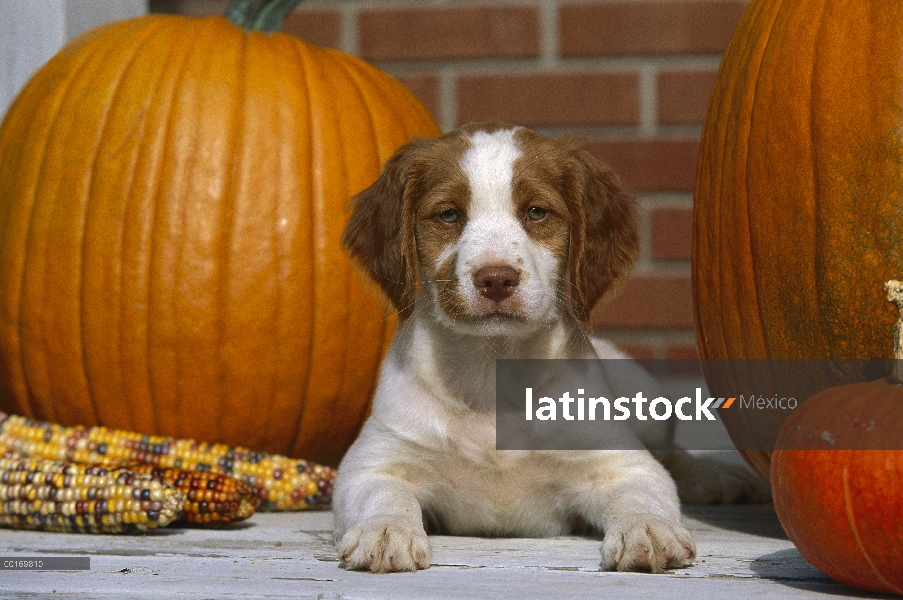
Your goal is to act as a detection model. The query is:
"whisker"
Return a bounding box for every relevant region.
[353,270,458,289]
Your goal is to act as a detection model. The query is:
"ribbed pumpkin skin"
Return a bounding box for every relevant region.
[0,15,440,466]
[772,381,903,595]
[693,0,903,480]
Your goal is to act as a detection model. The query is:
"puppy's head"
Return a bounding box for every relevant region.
[342,123,638,334]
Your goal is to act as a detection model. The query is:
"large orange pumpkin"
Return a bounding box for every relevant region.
[0,2,440,466]
[693,0,903,481]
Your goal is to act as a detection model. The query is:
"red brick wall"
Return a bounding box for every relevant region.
[152,0,751,359]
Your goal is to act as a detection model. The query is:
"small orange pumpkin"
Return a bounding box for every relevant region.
[771,282,903,595]
[693,0,903,481]
[0,0,440,465]
[772,387,903,595]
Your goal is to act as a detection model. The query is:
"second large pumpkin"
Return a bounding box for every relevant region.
[692,0,903,480]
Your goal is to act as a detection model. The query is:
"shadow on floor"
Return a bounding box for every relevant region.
[750,548,899,599]
[683,503,788,539]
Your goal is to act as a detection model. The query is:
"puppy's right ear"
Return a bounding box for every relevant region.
[342,138,429,319]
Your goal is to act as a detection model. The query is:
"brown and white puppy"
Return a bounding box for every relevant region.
[334,122,758,574]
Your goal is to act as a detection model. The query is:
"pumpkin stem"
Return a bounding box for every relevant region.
[226,0,305,33]
[885,279,903,383]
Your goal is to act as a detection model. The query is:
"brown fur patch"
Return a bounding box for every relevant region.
[511,128,638,322]
[343,138,427,318]
[511,129,572,268]
[343,127,475,319]
[410,134,471,269]
[410,133,472,322]
[556,136,638,321]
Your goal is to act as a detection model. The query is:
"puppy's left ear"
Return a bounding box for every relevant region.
[342,138,430,319]
[562,144,639,322]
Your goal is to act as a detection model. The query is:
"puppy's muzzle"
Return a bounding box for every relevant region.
[474,266,520,302]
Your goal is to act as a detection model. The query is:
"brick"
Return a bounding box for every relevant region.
[457,71,639,127]
[658,69,719,125]
[282,9,343,49]
[585,139,700,192]
[592,275,694,329]
[391,73,441,123]
[560,1,748,56]
[651,206,693,261]
[359,6,540,62]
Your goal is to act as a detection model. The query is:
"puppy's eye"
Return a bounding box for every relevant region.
[526,207,548,221]
[439,209,460,224]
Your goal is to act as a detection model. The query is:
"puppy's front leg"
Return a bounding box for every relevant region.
[577,454,696,573]
[333,470,430,573]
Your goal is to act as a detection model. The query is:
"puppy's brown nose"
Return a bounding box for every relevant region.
[474,266,520,301]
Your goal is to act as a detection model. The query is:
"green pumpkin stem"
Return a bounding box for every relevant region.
[226,0,305,33]
[886,279,903,383]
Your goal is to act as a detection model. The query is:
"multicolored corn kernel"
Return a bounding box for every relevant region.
[126,465,258,524]
[0,412,336,510]
[0,456,185,533]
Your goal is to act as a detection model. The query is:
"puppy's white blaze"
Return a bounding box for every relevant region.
[461,129,521,219]
[458,129,526,280]
[434,129,521,273]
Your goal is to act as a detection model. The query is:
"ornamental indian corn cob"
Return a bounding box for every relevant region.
[0,455,258,527]
[127,465,258,524]
[0,412,334,510]
[0,456,184,533]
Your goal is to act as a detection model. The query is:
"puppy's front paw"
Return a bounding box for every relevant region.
[600,516,695,573]
[338,516,431,573]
